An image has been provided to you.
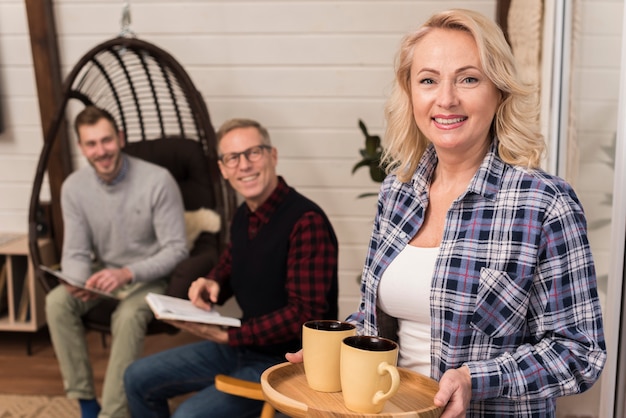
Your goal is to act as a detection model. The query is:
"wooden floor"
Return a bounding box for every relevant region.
[0,326,202,396]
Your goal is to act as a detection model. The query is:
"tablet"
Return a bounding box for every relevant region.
[40,265,122,300]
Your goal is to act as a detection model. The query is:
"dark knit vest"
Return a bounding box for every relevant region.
[230,187,338,355]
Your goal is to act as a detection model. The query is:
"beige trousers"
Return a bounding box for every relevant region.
[45,279,168,418]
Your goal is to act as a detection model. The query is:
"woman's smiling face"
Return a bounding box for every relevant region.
[410,28,500,155]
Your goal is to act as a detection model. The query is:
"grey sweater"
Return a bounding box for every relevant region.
[60,155,188,283]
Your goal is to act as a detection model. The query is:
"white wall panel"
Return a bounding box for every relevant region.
[277,159,381,187]
[577,162,617,194]
[574,69,621,100]
[58,35,401,67]
[186,68,392,98]
[574,102,619,132]
[0,68,38,97]
[203,98,385,129]
[331,218,377,247]
[0,5,29,35]
[0,128,45,156]
[0,213,32,234]
[0,185,32,210]
[338,245,370,271]
[577,131,617,162]
[0,157,37,183]
[53,2,495,35]
[576,35,622,67]
[579,0,624,35]
[270,129,376,159]
[297,189,378,218]
[0,97,41,128]
[0,35,34,66]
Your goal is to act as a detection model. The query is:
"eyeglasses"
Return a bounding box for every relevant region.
[219,145,272,168]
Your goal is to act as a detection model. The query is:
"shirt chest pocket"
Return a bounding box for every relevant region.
[470,268,532,338]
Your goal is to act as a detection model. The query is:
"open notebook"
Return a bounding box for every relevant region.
[145,292,241,327]
[40,265,123,300]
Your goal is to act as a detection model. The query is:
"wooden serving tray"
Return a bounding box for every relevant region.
[261,362,443,417]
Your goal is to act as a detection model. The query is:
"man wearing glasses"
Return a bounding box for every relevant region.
[125,118,339,418]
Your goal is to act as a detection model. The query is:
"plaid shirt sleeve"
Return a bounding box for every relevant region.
[227,211,338,346]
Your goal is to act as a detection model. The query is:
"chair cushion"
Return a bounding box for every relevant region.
[167,232,218,299]
[123,137,215,211]
[184,208,221,250]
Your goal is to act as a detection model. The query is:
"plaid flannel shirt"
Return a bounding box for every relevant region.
[347,140,606,417]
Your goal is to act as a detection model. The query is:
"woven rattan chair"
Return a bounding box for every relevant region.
[28,36,237,339]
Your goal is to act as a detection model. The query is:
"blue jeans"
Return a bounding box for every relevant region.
[124,341,283,418]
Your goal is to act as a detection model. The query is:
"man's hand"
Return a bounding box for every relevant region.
[86,267,133,293]
[164,319,229,344]
[188,277,220,311]
[63,283,99,302]
[434,365,472,418]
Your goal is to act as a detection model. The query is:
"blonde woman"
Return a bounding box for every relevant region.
[290,8,606,418]
[351,8,605,417]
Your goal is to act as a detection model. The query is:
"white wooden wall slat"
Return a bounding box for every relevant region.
[580,0,624,35]
[573,69,620,100]
[0,4,30,35]
[0,185,32,209]
[576,35,622,67]
[574,102,619,132]
[52,2,495,35]
[59,35,402,67]
[202,98,386,129]
[0,68,38,97]
[0,35,34,66]
[186,68,393,98]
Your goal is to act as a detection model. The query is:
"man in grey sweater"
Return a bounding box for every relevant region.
[45,106,188,418]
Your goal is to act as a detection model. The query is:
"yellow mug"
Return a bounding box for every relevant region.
[302,320,356,392]
[340,335,400,413]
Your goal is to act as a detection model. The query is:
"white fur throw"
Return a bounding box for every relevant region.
[184,208,221,250]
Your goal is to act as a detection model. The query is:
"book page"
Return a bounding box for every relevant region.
[145,292,241,327]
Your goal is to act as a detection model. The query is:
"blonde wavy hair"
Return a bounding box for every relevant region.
[383,9,545,182]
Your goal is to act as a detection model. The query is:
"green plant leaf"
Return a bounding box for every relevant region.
[353,119,387,198]
[370,165,386,182]
[358,119,369,137]
[365,135,380,156]
[352,160,371,174]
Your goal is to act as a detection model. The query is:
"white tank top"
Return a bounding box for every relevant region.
[377,245,439,376]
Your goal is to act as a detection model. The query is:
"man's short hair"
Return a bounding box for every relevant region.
[74,106,119,138]
[216,118,271,146]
